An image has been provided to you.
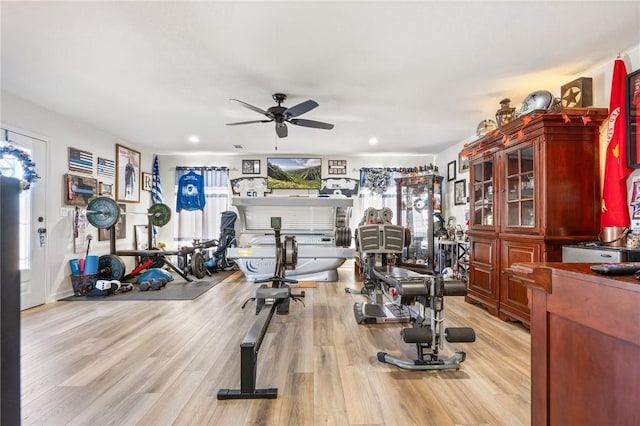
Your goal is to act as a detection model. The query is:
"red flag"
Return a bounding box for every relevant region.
[601,59,630,228]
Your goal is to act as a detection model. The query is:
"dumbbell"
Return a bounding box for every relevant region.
[139,279,167,291]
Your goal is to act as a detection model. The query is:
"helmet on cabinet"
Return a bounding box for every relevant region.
[517,90,556,116]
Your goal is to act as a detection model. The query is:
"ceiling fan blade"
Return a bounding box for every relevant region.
[275,122,288,138]
[226,119,272,126]
[289,118,334,130]
[285,100,318,118]
[230,99,269,116]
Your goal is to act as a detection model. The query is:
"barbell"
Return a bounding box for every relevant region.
[84,196,172,229]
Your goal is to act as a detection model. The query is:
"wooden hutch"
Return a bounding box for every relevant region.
[463,108,608,326]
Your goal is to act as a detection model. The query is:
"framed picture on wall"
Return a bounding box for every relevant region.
[99,181,113,196]
[141,172,153,191]
[458,152,470,174]
[626,68,640,168]
[454,179,467,205]
[63,173,97,207]
[115,144,140,203]
[242,159,260,174]
[447,160,456,181]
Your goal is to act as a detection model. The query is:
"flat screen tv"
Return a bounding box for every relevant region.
[267,157,322,190]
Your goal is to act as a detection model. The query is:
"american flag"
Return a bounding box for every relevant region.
[151,155,163,238]
[97,157,115,177]
[68,147,93,175]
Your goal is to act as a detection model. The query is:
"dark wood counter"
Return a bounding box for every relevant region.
[506,262,640,425]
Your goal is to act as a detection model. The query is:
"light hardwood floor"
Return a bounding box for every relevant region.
[21,261,531,425]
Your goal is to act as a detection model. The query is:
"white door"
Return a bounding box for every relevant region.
[1,128,48,310]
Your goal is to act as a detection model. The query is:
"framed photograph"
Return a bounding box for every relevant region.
[626,68,640,168]
[454,179,467,205]
[115,144,141,203]
[134,224,149,250]
[242,159,260,174]
[141,172,153,191]
[632,177,640,220]
[447,160,456,181]
[64,173,98,207]
[99,181,113,196]
[328,159,347,175]
[458,152,470,174]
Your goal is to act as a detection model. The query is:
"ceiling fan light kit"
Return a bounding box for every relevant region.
[227,93,334,138]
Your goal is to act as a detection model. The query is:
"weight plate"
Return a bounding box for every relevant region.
[98,254,125,281]
[86,197,120,229]
[191,252,206,279]
[148,203,172,227]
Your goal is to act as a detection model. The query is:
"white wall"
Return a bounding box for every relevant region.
[1,91,157,301]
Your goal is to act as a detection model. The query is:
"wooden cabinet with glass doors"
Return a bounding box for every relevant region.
[467,156,500,314]
[395,175,442,273]
[464,108,608,326]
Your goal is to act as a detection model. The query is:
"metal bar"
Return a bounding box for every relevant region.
[217,302,279,399]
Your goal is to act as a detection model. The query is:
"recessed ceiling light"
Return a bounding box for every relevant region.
[368,137,379,145]
[188,135,200,143]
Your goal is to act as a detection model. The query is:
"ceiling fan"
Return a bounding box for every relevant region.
[226,93,334,138]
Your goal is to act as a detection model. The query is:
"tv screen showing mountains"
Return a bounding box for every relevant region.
[267,158,322,189]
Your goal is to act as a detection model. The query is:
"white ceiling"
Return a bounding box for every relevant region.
[2,1,639,156]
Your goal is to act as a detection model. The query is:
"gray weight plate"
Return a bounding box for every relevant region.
[86,197,120,229]
[148,203,171,227]
[98,254,125,281]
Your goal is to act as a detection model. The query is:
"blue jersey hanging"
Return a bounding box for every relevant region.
[176,170,205,212]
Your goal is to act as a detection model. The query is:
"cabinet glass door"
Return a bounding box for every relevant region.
[506,145,535,228]
[396,175,442,270]
[472,159,494,227]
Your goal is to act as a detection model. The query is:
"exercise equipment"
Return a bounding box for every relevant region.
[177,238,219,279]
[218,217,304,400]
[138,278,167,291]
[85,196,171,229]
[347,208,412,324]
[98,254,125,281]
[84,196,192,282]
[372,265,475,371]
[349,211,476,371]
[228,197,354,282]
[206,211,238,272]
